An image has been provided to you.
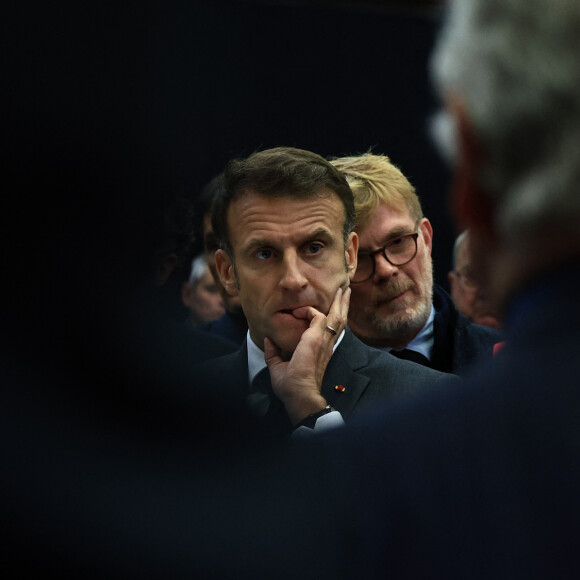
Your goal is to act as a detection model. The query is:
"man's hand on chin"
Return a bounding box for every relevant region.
[265,287,350,427]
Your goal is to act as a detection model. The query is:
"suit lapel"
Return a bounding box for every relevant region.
[219,332,372,424]
[321,329,371,416]
[213,341,250,398]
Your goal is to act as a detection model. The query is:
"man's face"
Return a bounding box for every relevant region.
[449,236,501,329]
[215,189,357,356]
[187,268,225,325]
[203,212,242,313]
[449,237,476,319]
[348,202,433,348]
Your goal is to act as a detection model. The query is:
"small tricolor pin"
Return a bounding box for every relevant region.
[334,384,346,393]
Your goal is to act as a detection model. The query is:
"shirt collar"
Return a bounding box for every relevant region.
[405,305,435,360]
[383,304,435,361]
[247,328,346,385]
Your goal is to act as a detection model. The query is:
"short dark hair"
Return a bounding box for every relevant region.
[212,147,356,257]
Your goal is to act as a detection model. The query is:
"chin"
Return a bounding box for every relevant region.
[269,322,307,353]
[275,335,303,355]
[374,301,431,338]
[378,293,418,316]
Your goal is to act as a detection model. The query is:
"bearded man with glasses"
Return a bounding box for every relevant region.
[331,153,500,376]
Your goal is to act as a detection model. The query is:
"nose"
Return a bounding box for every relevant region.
[373,252,399,280]
[279,252,308,291]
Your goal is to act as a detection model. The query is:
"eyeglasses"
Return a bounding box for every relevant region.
[352,232,419,283]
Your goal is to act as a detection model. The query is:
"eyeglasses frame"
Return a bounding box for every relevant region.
[351,231,420,284]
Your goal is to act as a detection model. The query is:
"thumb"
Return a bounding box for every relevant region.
[264,337,283,369]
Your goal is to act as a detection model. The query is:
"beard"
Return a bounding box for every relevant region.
[350,251,434,346]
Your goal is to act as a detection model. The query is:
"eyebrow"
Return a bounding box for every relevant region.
[305,228,334,243]
[242,228,335,254]
[359,226,415,252]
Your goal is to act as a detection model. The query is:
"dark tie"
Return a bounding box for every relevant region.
[248,368,292,437]
[390,348,431,367]
[248,367,274,417]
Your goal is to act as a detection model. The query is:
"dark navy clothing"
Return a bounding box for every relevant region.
[198,328,460,438]
[197,310,248,347]
[326,263,580,578]
[431,285,501,376]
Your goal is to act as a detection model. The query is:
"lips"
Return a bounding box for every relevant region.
[276,303,322,319]
[378,288,412,304]
[278,309,297,318]
[278,306,309,316]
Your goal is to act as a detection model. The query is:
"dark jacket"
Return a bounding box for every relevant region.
[431,284,501,376]
[328,263,580,579]
[198,327,460,438]
[196,310,248,347]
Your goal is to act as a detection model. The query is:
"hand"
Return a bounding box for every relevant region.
[264,286,351,426]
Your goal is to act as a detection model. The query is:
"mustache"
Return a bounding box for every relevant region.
[372,278,416,305]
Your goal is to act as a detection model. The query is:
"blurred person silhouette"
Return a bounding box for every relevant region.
[181,253,225,327]
[194,173,248,345]
[321,0,580,577]
[331,152,500,376]
[448,229,502,329]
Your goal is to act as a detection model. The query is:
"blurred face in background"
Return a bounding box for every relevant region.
[182,264,225,326]
[203,212,243,314]
[448,232,501,329]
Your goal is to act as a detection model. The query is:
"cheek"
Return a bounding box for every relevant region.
[237,285,264,318]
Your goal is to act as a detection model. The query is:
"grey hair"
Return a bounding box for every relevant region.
[431,0,580,245]
[187,254,208,287]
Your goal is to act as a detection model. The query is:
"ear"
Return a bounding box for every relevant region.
[448,99,495,236]
[155,253,178,286]
[419,218,433,254]
[215,249,239,297]
[346,231,359,281]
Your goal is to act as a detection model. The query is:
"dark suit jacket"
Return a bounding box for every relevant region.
[325,264,580,579]
[432,285,501,376]
[197,310,248,347]
[199,327,459,437]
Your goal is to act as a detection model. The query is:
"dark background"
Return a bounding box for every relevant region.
[157,0,456,284]
[2,4,458,573]
[5,0,455,288]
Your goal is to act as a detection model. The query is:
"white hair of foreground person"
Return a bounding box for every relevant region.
[431,0,580,247]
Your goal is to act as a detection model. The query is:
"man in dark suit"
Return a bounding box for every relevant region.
[322,0,580,576]
[194,172,248,347]
[200,147,457,438]
[331,152,500,376]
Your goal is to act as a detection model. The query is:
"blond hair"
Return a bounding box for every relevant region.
[330,153,423,230]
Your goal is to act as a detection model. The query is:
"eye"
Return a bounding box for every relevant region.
[255,248,273,261]
[305,242,323,255]
[388,236,404,248]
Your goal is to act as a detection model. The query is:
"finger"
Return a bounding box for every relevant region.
[328,286,344,314]
[264,336,283,368]
[325,287,348,335]
[339,286,351,324]
[291,285,345,321]
[291,305,321,321]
